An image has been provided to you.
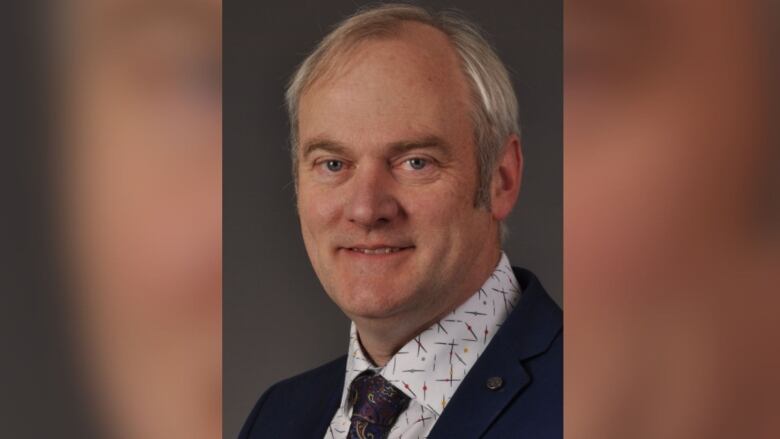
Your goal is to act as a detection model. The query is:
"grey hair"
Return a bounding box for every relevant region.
[286,3,520,210]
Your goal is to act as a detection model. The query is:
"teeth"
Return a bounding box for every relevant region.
[350,247,402,255]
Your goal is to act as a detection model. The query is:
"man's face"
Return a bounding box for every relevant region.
[296,23,497,323]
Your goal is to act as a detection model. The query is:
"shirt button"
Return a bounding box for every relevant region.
[486,376,504,390]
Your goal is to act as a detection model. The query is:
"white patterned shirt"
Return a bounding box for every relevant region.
[324,252,522,439]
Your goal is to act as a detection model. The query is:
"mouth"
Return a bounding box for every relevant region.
[347,247,407,255]
[339,245,414,256]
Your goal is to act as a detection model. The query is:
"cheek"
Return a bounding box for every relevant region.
[403,191,449,228]
[404,180,479,236]
[297,185,343,248]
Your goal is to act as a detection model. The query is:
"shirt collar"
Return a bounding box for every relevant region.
[339,252,522,416]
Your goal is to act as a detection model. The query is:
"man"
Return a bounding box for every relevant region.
[240,4,561,438]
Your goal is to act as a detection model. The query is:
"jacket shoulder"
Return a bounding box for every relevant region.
[429,267,562,438]
[239,355,347,439]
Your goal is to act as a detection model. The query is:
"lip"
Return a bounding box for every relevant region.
[338,244,415,255]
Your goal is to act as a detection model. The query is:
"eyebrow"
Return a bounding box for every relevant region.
[301,138,351,160]
[387,135,452,158]
[301,135,452,160]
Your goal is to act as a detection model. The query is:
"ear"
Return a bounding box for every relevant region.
[490,134,523,221]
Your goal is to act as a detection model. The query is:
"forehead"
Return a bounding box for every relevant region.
[311,21,464,89]
[297,22,474,150]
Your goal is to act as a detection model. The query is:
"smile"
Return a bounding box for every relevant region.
[348,247,406,255]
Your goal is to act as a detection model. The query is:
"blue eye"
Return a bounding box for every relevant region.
[407,158,427,170]
[325,160,344,172]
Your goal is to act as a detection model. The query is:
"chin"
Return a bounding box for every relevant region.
[335,284,414,320]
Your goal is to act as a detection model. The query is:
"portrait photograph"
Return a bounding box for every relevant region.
[224,1,562,437]
[5,0,780,438]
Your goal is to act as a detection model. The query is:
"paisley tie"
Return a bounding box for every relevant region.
[347,371,411,439]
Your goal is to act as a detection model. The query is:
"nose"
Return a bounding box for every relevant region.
[345,162,400,229]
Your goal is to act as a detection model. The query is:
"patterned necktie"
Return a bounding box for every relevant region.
[347,371,411,439]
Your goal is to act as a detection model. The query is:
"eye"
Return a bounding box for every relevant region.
[406,157,428,170]
[323,160,344,172]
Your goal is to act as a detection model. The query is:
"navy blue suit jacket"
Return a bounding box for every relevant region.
[239,267,562,438]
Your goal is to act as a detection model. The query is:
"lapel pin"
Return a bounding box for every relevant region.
[486,376,504,391]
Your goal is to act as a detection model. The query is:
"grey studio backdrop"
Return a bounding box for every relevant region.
[224,1,561,437]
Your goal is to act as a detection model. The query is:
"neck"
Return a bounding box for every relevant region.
[353,247,502,367]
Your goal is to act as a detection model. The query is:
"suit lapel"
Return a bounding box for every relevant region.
[313,363,346,437]
[427,345,531,439]
[427,268,562,438]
